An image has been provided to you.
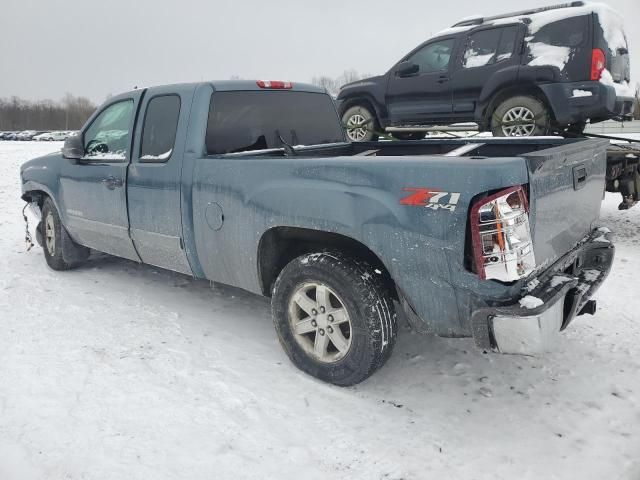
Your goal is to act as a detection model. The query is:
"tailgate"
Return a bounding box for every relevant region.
[521,139,609,265]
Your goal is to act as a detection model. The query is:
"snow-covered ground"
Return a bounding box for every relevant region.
[1,141,639,480]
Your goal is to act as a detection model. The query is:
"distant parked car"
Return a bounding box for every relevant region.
[15,131,38,141]
[1,131,18,140]
[34,131,69,141]
[337,2,634,140]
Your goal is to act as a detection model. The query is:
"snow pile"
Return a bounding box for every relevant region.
[599,69,636,98]
[549,275,573,288]
[140,149,172,161]
[528,42,570,70]
[463,51,494,68]
[519,295,544,309]
[572,89,593,98]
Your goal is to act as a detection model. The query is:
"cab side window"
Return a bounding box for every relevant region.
[407,39,455,74]
[83,100,134,160]
[140,95,181,162]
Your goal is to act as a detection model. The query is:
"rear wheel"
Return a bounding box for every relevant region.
[491,95,551,137]
[391,132,426,141]
[342,105,379,142]
[271,252,397,386]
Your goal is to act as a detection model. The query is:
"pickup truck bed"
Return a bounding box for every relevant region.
[20,81,614,385]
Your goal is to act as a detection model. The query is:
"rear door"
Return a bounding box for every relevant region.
[451,25,521,116]
[59,93,141,260]
[127,84,194,274]
[385,37,457,124]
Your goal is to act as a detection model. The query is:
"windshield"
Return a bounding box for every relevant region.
[205,91,344,155]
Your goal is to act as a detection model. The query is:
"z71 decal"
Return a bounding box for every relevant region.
[400,188,461,212]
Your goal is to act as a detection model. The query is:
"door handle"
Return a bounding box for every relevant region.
[101,176,123,190]
[437,76,449,84]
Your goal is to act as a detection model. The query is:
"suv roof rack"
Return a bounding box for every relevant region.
[451,1,585,27]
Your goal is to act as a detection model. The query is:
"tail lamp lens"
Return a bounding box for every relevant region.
[590,48,606,81]
[470,186,536,282]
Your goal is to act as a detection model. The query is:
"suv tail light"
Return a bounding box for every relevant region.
[470,186,536,282]
[590,48,606,81]
[256,80,293,89]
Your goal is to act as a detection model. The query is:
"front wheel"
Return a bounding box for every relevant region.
[271,252,397,386]
[41,198,89,270]
[491,95,551,137]
[341,105,379,142]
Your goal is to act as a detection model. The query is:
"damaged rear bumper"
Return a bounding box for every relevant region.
[471,228,615,354]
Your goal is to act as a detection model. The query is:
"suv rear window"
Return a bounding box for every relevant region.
[206,91,344,155]
[529,15,589,48]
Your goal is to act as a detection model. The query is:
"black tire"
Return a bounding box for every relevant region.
[341,105,380,142]
[271,252,397,386]
[41,197,87,271]
[391,132,426,141]
[491,95,551,137]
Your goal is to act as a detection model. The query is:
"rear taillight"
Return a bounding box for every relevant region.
[470,186,536,282]
[256,80,293,89]
[590,48,606,81]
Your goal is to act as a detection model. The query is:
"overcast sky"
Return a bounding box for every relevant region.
[1,0,638,104]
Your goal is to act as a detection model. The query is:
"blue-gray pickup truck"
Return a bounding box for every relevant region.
[20,80,614,385]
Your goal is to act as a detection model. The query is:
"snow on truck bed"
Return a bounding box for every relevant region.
[1,142,639,480]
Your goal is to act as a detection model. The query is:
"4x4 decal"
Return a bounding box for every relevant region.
[400,188,460,212]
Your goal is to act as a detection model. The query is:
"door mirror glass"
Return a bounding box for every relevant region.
[62,134,84,160]
[396,61,419,77]
[82,100,134,161]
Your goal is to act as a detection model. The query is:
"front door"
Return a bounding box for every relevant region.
[59,93,142,260]
[127,85,193,274]
[385,38,457,125]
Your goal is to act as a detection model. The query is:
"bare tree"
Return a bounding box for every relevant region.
[311,70,371,96]
[0,94,97,131]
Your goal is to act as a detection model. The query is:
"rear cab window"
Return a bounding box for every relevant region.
[205,91,344,155]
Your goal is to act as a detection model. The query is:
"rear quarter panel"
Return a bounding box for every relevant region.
[185,151,529,337]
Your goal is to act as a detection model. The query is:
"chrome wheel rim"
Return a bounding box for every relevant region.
[288,282,352,363]
[45,212,55,256]
[501,106,536,136]
[345,114,369,141]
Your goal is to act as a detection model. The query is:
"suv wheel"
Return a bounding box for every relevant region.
[271,252,397,386]
[491,95,551,137]
[342,105,379,142]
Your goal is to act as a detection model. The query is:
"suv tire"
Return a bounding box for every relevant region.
[491,95,551,137]
[271,252,397,386]
[342,105,380,142]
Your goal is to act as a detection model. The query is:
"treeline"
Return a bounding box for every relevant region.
[311,70,371,96]
[0,94,97,131]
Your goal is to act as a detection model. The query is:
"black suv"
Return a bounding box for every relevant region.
[337,2,634,140]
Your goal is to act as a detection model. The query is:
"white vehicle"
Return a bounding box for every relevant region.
[34,131,69,141]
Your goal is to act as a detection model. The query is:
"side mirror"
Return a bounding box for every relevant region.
[396,61,419,77]
[62,134,84,160]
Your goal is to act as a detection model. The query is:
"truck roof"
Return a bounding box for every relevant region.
[119,80,327,97]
